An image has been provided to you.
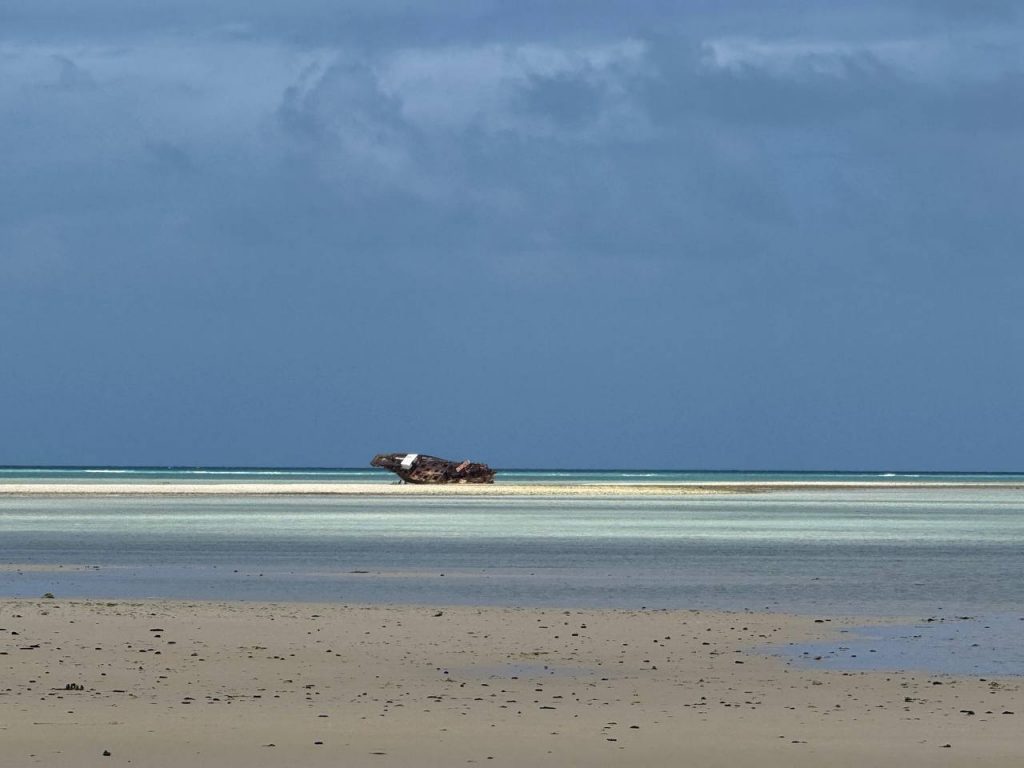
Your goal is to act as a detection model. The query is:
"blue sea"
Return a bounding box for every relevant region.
[2,466,1023,675]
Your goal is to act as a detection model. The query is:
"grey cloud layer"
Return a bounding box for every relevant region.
[2,2,1022,467]
[11,26,1018,265]
[3,0,1018,43]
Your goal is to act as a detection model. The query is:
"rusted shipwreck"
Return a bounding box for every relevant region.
[371,453,496,484]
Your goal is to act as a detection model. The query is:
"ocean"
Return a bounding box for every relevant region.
[1,466,1022,612]
[4,467,1023,675]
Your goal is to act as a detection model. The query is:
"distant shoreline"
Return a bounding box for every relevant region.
[2,481,1023,496]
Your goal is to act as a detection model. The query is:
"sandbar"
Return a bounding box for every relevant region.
[2,481,1022,496]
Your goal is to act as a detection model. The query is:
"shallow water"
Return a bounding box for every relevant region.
[2,488,1022,615]
[771,614,1024,677]
[4,485,1024,675]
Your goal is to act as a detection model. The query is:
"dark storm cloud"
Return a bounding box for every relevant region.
[1,2,1023,468]
[518,71,607,128]
[911,0,1020,23]
[3,1,1014,47]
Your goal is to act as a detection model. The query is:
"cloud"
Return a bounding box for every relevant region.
[377,40,650,140]
[49,54,97,90]
[277,55,414,186]
[4,20,1021,281]
[910,0,1020,23]
[1,3,1023,467]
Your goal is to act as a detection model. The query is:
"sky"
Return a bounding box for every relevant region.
[1,1,1022,470]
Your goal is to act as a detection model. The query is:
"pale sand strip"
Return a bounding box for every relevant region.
[1,599,1020,767]
[2,481,1023,496]
[0,563,103,573]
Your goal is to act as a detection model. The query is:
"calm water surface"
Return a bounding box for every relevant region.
[5,478,1024,675]
[2,487,1021,617]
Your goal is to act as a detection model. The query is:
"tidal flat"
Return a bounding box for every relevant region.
[2,599,1021,767]
[2,483,1023,765]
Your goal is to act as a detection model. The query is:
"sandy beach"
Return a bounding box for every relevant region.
[2,599,1020,767]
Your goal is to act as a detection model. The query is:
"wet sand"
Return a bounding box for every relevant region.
[1,599,1020,767]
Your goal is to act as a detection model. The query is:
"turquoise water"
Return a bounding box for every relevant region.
[4,475,1023,674]
[1,485,1022,615]
[4,475,1019,671]
[3,465,1024,485]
